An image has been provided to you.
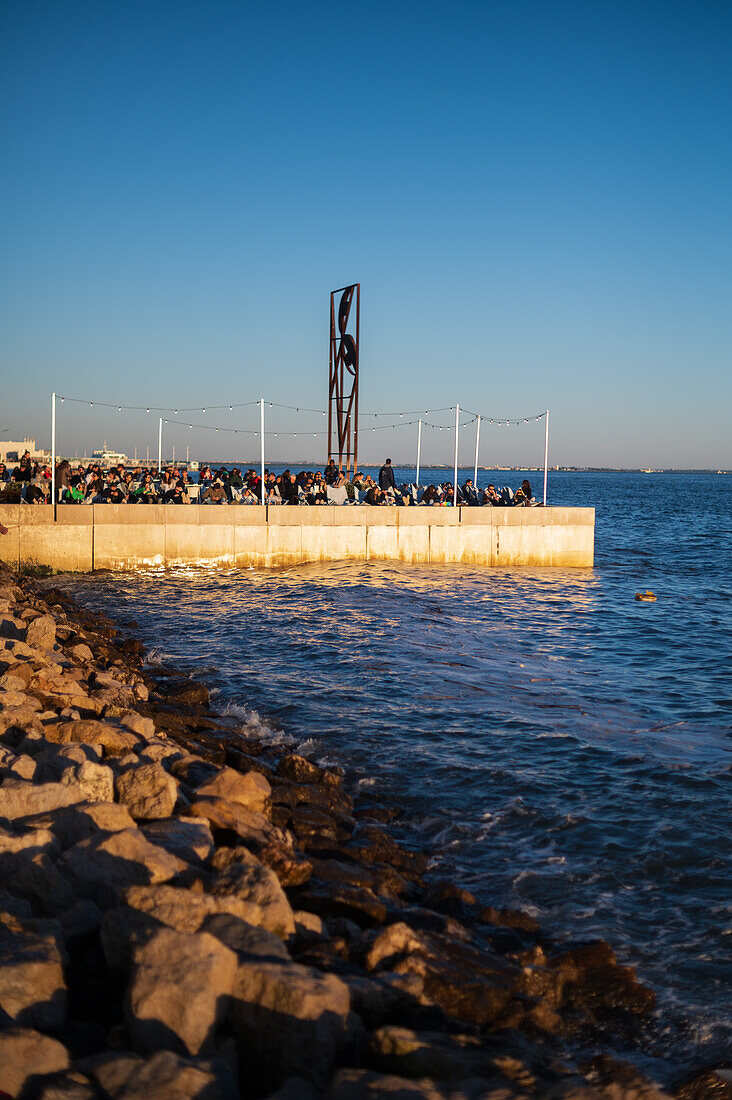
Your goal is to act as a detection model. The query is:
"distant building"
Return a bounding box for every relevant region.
[0,438,50,464]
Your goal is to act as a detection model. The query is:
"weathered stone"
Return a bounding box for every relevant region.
[230,958,350,1087]
[0,917,67,1028]
[0,1027,70,1097]
[343,973,424,1028]
[115,763,178,820]
[365,922,517,1029]
[71,643,94,662]
[194,766,271,814]
[25,614,57,650]
[36,1070,98,1099]
[295,910,325,937]
[297,882,389,928]
[61,759,115,803]
[127,927,237,1056]
[0,848,77,916]
[86,1049,227,1100]
[141,816,214,864]
[201,912,290,962]
[43,719,141,757]
[368,1025,505,1082]
[0,780,86,821]
[211,859,295,938]
[62,828,187,907]
[325,1069,457,1098]
[58,898,102,940]
[20,801,136,849]
[119,711,155,739]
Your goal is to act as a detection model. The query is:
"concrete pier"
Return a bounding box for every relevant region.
[0,505,595,571]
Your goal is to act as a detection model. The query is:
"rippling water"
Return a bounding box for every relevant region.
[61,471,731,1071]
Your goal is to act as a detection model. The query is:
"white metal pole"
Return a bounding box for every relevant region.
[543,409,549,506]
[473,414,481,491]
[260,398,265,505]
[453,403,460,506]
[416,418,422,487]
[158,418,163,472]
[51,392,56,513]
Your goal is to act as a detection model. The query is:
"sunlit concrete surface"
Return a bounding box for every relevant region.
[0,505,595,571]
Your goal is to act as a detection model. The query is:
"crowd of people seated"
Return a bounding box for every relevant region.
[0,451,539,507]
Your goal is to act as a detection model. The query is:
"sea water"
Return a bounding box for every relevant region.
[62,471,731,1072]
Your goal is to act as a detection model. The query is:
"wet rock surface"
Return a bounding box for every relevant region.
[0,564,712,1098]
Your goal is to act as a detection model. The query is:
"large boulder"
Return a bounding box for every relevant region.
[25,615,57,650]
[0,1027,69,1097]
[230,958,350,1088]
[141,816,214,865]
[61,759,115,803]
[115,763,178,820]
[0,915,67,1028]
[0,780,86,821]
[211,858,295,938]
[127,927,237,1056]
[85,1049,229,1100]
[42,720,141,757]
[61,828,187,907]
[365,922,518,1029]
[194,766,271,814]
[20,801,136,850]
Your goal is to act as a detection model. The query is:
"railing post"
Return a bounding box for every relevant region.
[543,409,549,506]
[453,404,459,506]
[51,392,56,518]
[473,414,481,491]
[260,398,265,505]
[416,418,422,487]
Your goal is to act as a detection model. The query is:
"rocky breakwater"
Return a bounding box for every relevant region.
[0,565,724,1100]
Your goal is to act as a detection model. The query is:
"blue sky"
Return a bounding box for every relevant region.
[1,0,730,468]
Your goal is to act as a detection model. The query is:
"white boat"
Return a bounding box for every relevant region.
[91,443,129,466]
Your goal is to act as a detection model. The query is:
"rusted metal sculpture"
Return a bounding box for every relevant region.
[328,283,360,476]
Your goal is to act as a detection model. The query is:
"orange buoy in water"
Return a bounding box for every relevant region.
[635,591,657,602]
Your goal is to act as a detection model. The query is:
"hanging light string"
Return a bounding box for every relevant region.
[56,395,543,425]
[159,414,479,438]
[55,396,260,414]
[462,407,547,426]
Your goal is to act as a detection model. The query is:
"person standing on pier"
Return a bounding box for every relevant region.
[379,458,396,492]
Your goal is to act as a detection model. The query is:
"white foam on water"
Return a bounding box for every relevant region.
[144,646,171,667]
[220,701,295,746]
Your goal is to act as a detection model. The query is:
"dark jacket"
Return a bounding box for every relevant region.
[379,464,396,491]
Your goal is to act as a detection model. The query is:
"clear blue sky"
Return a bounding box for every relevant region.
[1,0,730,468]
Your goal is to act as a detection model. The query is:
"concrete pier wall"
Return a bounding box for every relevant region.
[0,505,595,571]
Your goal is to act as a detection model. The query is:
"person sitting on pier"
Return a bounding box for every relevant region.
[482,484,501,505]
[462,478,479,505]
[201,479,227,504]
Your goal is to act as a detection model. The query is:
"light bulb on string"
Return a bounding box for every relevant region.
[146,408,150,413]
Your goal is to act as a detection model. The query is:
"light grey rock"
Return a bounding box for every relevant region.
[0,916,67,1028]
[115,763,178,820]
[25,614,57,650]
[61,759,115,803]
[201,912,290,962]
[140,816,214,864]
[20,801,136,850]
[230,958,350,1086]
[62,827,187,907]
[119,711,156,739]
[70,643,94,662]
[0,780,86,821]
[85,1049,227,1100]
[194,766,271,814]
[211,859,295,938]
[0,1027,70,1097]
[127,928,237,1056]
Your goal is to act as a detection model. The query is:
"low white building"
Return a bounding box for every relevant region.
[0,438,51,465]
